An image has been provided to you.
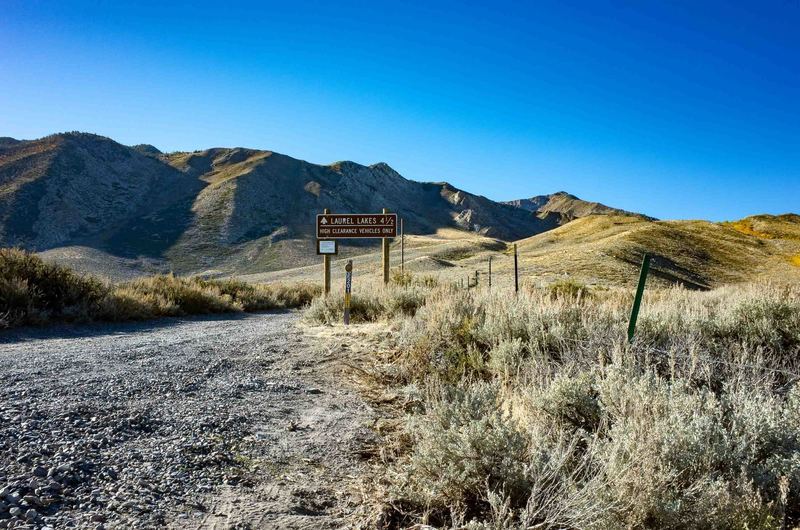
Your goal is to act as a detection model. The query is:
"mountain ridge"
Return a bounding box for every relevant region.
[5,132,794,286]
[0,132,584,274]
[505,191,653,221]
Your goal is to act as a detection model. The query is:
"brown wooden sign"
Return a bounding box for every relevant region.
[316,213,397,239]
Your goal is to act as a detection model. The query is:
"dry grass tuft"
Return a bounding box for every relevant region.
[0,248,319,328]
[0,248,108,326]
[546,278,592,301]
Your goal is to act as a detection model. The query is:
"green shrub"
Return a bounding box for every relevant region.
[594,368,795,528]
[98,286,179,321]
[398,290,489,381]
[259,282,320,308]
[0,278,36,326]
[718,295,800,354]
[537,371,601,433]
[382,288,426,317]
[305,291,385,324]
[195,278,318,311]
[416,275,439,288]
[394,382,614,528]
[486,338,527,380]
[123,275,238,315]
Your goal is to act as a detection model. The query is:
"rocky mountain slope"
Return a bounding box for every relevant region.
[0,132,572,275]
[0,133,202,254]
[158,148,565,273]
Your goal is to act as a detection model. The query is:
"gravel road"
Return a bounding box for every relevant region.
[0,312,376,529]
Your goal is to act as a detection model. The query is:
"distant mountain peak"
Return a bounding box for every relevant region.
[48,131,113,143]
[552,191,579,199]
[505,191,650,221]
[328,160,362,172]
[131,144,163,156]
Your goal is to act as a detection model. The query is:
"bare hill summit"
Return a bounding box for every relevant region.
[505,191,650,220]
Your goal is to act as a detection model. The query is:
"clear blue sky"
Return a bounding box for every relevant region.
[1,1,798,220]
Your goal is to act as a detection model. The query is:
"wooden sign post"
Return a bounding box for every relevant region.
[315,210,397,292]
[400,218,405,274]
[382,208,390,285]
[514,243,519,294]
[488,256,492,289]
[323,208,331,295]
[344,260,353,325]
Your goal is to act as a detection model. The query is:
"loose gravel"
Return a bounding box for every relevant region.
[0,312,376,529]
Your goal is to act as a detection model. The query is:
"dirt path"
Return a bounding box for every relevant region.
[0,312,376,529]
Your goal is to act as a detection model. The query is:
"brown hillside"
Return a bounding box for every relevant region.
[0,133,560,277]
[509,215,800,288]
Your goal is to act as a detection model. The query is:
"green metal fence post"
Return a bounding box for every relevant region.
[627,253,651,343]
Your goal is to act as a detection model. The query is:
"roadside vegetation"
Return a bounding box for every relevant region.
[305,286,426,325]
[306,274,800,529]
[0,248,319,328]
[304,272,438,325]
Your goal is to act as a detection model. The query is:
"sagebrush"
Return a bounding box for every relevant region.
[341,282,800,529]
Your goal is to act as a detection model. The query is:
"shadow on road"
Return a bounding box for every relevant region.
[0,310,294,344]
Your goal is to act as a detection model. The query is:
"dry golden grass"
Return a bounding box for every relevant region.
[725,219,777,239]
[223,212,800,295]
[725,214,800,241]
[497,214,800,289]
[0,248,319,328]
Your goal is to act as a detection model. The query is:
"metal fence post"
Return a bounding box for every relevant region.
[627,253,651,343]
